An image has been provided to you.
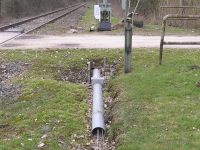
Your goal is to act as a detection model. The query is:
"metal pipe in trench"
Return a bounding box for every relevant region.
[91,69,105,135]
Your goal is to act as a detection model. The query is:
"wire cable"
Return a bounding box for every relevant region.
[131,0,142,25]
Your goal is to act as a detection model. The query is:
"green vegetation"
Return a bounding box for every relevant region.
[79,2,97,30]
[0,79,87,149]
[0,49,121,149]
[109,49,200,150]
[1,48,200,149]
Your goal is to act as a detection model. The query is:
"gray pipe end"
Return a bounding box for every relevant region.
[92,127,105,135]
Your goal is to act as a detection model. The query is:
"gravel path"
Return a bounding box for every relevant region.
[0,34,200,49]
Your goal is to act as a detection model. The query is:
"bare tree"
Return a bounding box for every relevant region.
[0,0,1,18]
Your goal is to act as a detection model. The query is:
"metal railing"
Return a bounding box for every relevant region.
[160,6,200,9]
[159,6,200,18]
[159,14,200,65]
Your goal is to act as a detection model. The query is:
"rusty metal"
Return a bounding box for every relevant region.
[160,6,200,9]
[163,14,200,20]
[159,14,200,65]
[164,42,200,45]
[159,5,200,19]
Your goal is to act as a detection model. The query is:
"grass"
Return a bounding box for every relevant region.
[109,49,200,150]
[0,79,87,149]
[1,48,200,149]
[0,49,122,149]
[79,2,97,30]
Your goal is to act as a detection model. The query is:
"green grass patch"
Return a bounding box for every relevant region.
[0,49,122,149]
[1,48,199,149]
[109,49,200,150]
[0,79,87,149]
[79,2,97,30]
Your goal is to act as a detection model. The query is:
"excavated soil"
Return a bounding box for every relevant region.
[57,58,121,149]
[196,81,200,88]
[0,61,29,104]
[189,65,200,70]
[55,58,120,84]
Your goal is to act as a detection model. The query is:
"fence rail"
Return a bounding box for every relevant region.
[159,14,200,65]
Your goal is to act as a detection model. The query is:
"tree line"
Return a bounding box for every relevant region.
[130,0,199,17]
[130,0,199,28]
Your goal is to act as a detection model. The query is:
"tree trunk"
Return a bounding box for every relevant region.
[179,0,183,6]
[0,0,1,18]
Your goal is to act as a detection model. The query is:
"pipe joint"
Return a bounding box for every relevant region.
[91,77,104,85]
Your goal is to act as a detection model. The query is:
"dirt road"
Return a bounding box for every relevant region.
[0,33,200,49]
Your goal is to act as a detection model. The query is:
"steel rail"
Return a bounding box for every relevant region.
[0,3,86,46]
[159,14,200,65]
[0,3,82,31]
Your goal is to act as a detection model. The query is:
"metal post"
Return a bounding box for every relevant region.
[159,20,166,65]
[124,18,132,73]
[87,62,93,83]
[121,0,127,19]
[125,0,129,18]
[159,14,200,65]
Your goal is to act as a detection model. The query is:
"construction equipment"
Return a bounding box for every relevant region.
[98,0,112,31]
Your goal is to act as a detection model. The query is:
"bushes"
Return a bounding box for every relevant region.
[130,0,199,17]
[130,0,200,28]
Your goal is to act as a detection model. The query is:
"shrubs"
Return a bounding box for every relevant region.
[130,0,200,28]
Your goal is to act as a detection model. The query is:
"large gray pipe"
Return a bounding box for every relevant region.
[91,69,105,135]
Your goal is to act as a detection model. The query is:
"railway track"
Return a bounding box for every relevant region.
[0,3,86,45]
